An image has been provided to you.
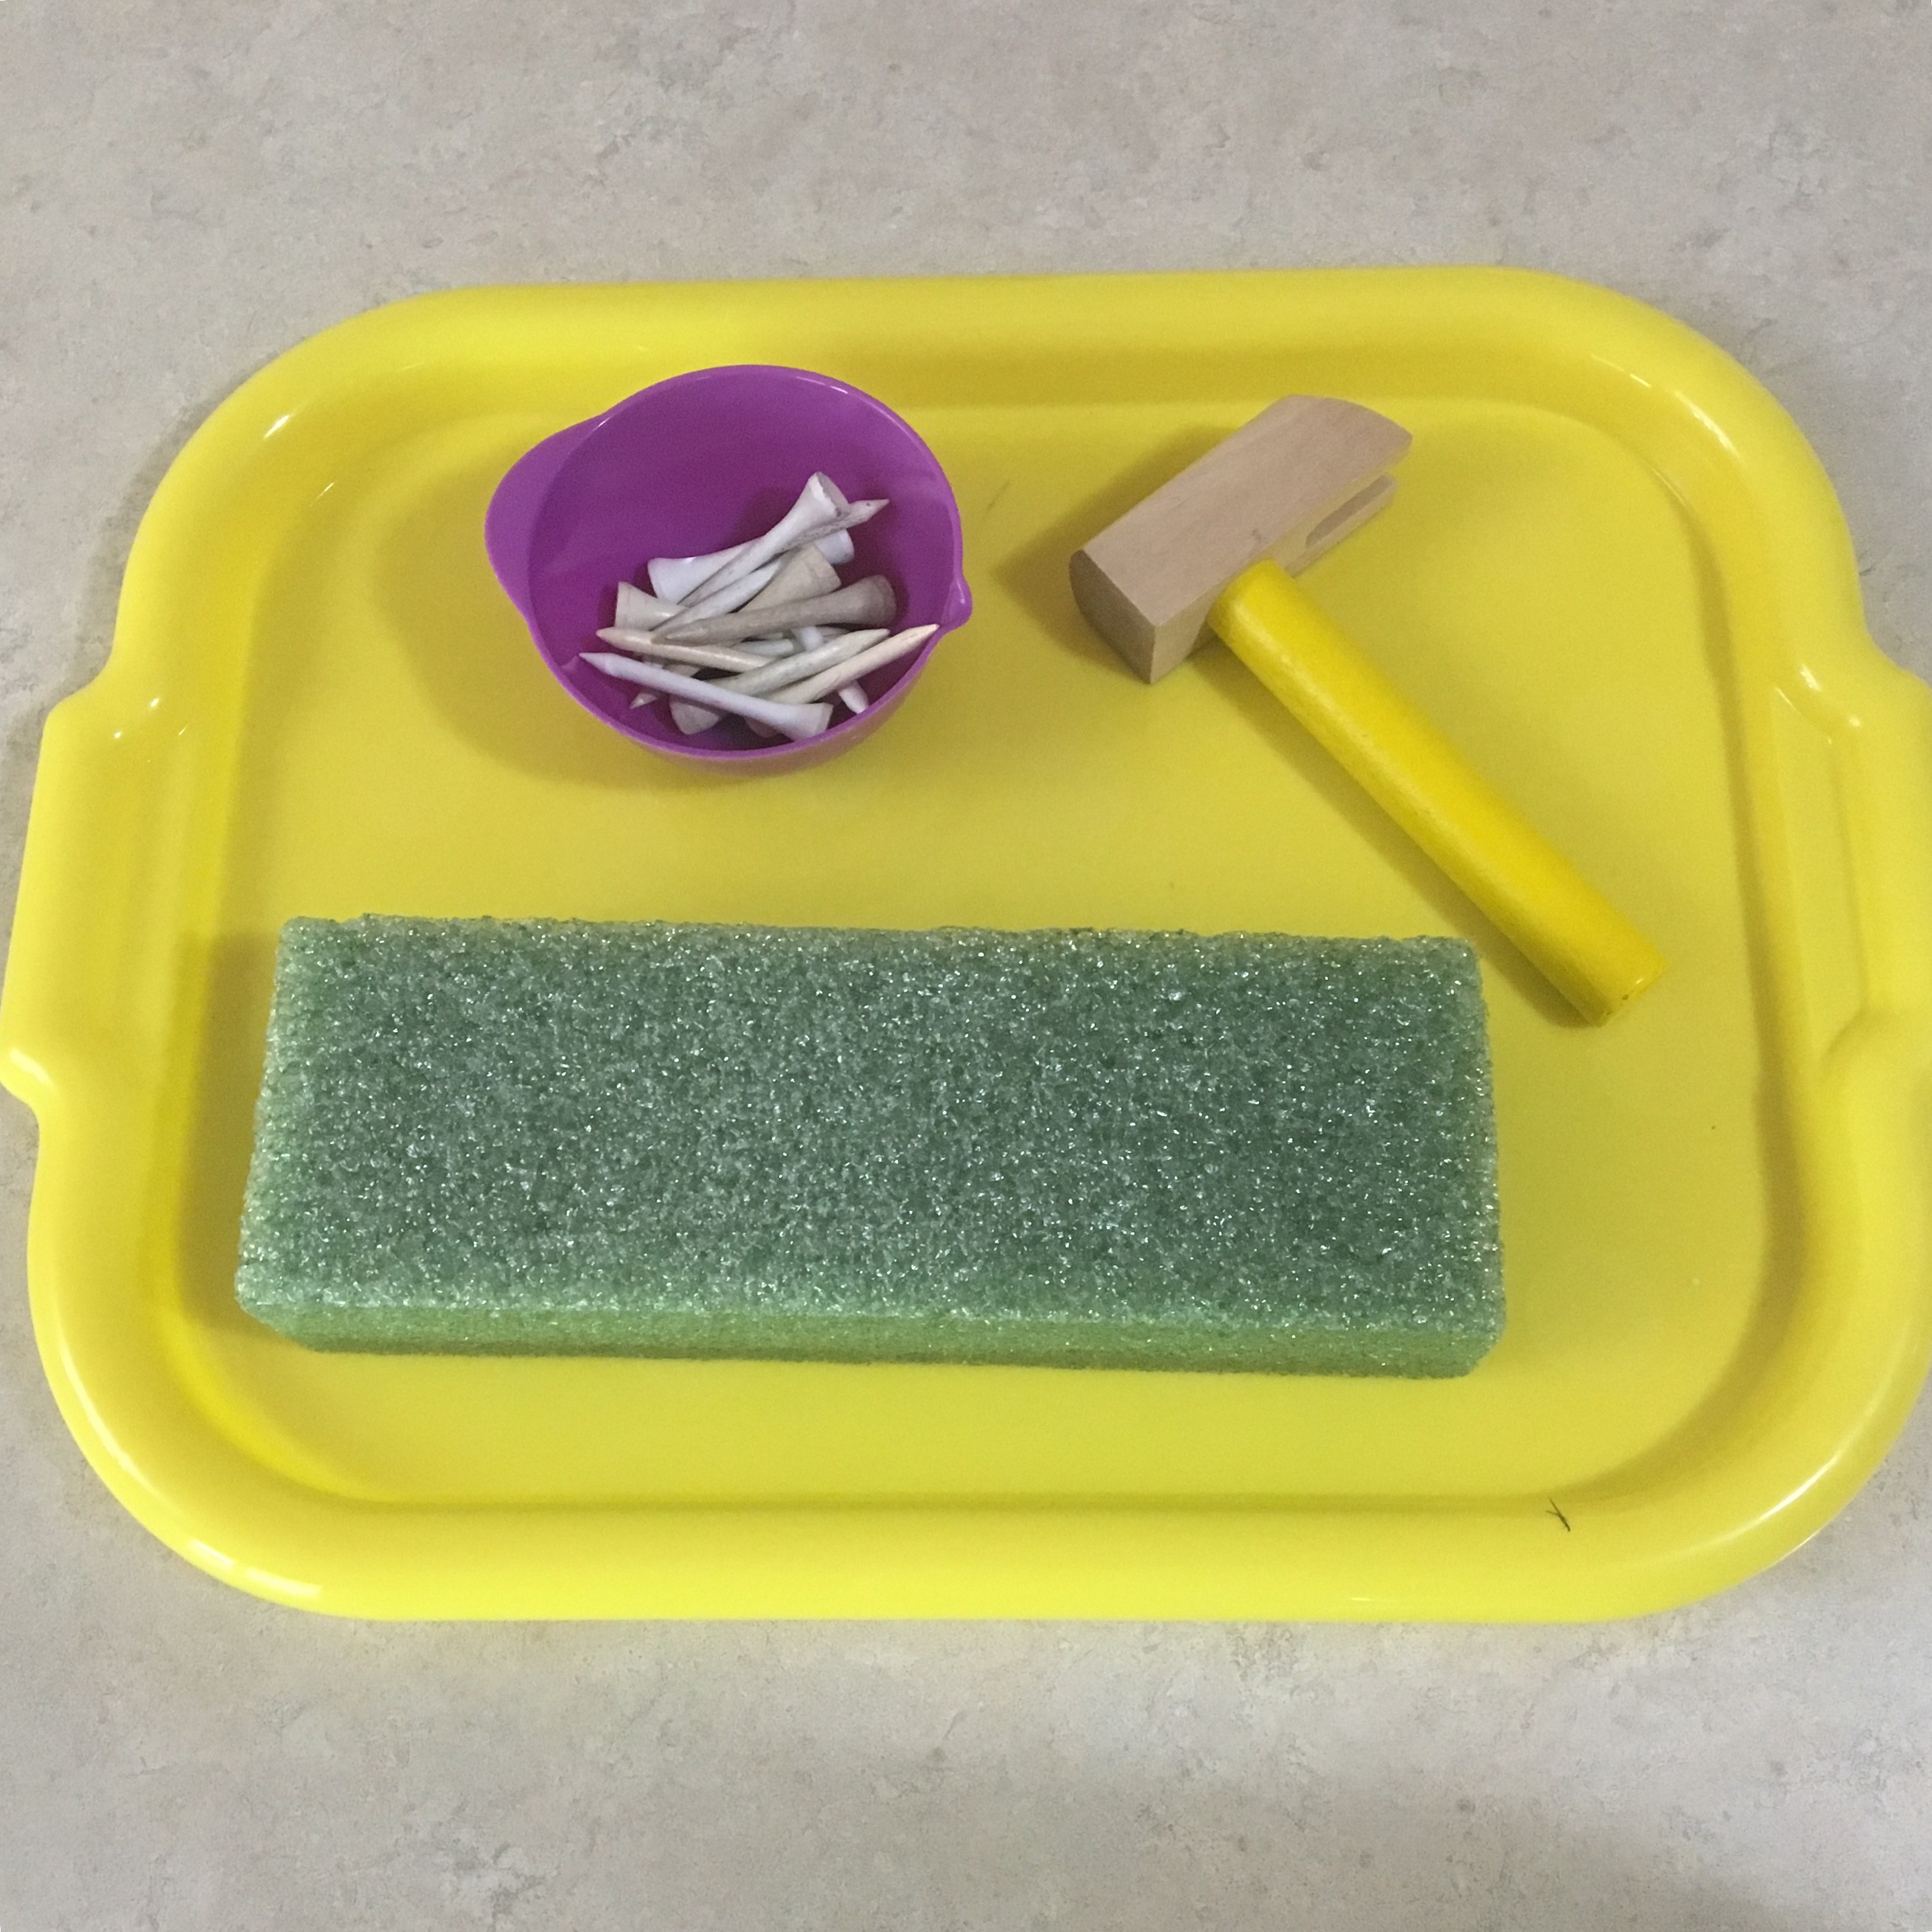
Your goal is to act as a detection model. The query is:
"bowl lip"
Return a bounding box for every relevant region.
[498,363,971,767]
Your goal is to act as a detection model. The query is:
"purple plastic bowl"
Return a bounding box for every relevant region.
[484,365,971,769]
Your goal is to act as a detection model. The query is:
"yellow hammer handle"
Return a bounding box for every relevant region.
[1210,560,1666,1023]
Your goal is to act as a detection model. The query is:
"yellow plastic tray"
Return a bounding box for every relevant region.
[5,269,1931,1619]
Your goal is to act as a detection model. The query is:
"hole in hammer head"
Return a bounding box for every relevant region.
[1303,475,1396,553]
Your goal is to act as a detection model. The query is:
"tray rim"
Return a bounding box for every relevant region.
[5,264,1931,1620]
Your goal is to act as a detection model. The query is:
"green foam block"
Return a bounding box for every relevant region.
[237,918,1504,1374]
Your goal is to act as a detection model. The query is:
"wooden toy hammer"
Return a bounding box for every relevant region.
[1070,396,1665,1022]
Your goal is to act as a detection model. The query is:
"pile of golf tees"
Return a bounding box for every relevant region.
[581,473,936,744]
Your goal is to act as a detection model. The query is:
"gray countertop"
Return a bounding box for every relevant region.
[3,3,1930,1926]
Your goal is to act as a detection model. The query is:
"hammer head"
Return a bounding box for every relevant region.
[1069,396,1411,682]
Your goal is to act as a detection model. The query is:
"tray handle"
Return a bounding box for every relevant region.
[1770,657,1932,1061]
[0,683,198,1115]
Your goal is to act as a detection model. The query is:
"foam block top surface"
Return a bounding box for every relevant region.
[239,918,1502,1372]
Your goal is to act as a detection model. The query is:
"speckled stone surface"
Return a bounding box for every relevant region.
[1,2,1929,1927]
